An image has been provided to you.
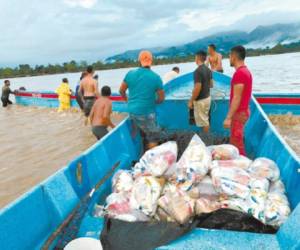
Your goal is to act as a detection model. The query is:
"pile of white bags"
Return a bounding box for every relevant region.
[101,135,291,227]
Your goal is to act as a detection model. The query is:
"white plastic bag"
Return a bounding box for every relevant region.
[208,144,239,160]
[248,158,280,182]
[211,167,251,199]
[188,176,219,200]
[264,192,291,227]
[133,141,178,177]
[175,135,211,190]
[112,170,134,193]
[269,180,286,194]
[195,198,221,215]
[114,209,150,222]
[158,190,195,224]
[221,188,267,223]
[249,178,270,193]
[130,176,163,216]
[106,193,131,217]
[211,157,252,171]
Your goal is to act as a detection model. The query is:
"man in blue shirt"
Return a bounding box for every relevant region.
[119,51,165,147]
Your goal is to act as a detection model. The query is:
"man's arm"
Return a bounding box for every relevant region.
[223,84,244,128]
[189,83,201,108]
[217,54,222,70]
[79,82,83,96]
[156,89,165,104]
[119,82,128,101]
[94,81,100,97]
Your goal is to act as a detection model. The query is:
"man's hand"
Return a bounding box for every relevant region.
[223,117,232,129]
[188,100,193,109]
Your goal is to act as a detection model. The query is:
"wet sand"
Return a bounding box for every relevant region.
[0,105,126,208]
[269,114,300,156]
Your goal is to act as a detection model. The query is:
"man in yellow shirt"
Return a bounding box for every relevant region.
[56,78,72,112]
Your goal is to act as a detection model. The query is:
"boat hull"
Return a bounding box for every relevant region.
[1,72,300,250]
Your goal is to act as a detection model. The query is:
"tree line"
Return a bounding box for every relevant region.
[1,42,299,79]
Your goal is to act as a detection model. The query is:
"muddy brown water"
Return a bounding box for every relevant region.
[0,105,126,208]
[269,114,300,157]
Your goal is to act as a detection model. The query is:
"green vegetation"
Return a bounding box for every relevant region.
[1,42,300,79]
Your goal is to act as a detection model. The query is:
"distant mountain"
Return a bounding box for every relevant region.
[105,22,300,62]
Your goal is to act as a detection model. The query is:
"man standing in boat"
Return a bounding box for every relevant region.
[223,45,253,156]
[206,44,224,73]
[119,50,165,147]
[79,66,100,117]
[189,50,213,133]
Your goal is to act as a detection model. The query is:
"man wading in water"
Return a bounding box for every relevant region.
[89,86,115,140]
[119,50,165,149]
[1,80,15,107]
[79,66,100,120]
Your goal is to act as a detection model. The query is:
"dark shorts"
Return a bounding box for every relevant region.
[130,113,165,143]
[92,125,108,140]
[83,96,96,117]
[1,97,12,107]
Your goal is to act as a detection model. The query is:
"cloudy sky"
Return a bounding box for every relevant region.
[1,0,300,66]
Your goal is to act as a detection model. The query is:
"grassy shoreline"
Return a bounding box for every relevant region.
[1,43,300,79]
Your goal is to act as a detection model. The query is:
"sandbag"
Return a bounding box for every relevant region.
[211,166,251,199]
[248,158,280,182]
[112,170,134,193]
[208,144,239,160]
[174,135,211,191]
[130,176,163,216]
[133,141,177,177]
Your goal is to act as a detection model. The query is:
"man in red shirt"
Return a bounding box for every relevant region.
[223,46,253,156]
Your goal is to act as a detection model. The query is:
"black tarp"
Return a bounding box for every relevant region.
[100,209,277,250]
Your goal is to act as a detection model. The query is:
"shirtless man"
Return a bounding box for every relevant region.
[206,44,224,73]
[79,66,100,117]
[89,86,115,140]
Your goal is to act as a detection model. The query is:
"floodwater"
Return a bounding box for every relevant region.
[269,114,300,157]
[0,52,300,208]
[0,105,125,208]
[2,52,300,93]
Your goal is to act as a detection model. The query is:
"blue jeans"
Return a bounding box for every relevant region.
[130,113,163,142]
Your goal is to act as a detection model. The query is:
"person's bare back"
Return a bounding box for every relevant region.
[90,97,113,127]
[80,76,99,97]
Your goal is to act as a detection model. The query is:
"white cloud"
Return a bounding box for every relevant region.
[64,0,97,8]
[177,0,300,32]
[1,0,300,66]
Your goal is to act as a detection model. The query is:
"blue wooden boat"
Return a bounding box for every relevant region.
[1,72,300,250]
